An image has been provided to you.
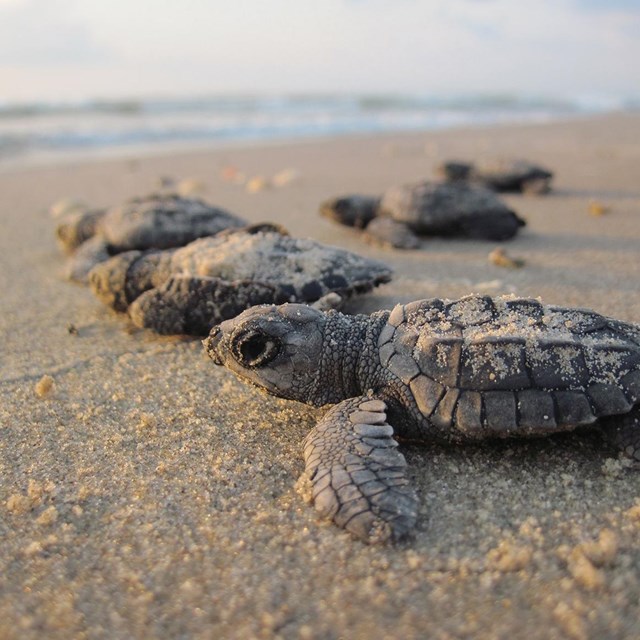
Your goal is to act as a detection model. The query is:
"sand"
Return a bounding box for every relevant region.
[1,113,640,639]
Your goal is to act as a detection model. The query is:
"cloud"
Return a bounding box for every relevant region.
[0,0,113,65]
[575,0,640,10]
[0,0,638,100]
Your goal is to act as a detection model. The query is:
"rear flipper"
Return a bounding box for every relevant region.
[457,210,526,241]
[598,405,640,462]
[128,276,279,335]
[302,396,418,544]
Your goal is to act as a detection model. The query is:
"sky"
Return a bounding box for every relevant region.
[0,0,639,103]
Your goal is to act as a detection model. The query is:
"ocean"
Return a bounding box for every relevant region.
[0,93,635,167]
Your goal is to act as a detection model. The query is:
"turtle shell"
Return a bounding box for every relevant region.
[98,193,246,250]
[440,159,553,193]
[89,226,393,335]
[471,159,553,192]
[166,227,392,301]
[376,294,640,441]
[378,181,520,235]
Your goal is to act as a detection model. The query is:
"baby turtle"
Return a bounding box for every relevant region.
[320,182,525,249]
[205,294,640,543]
[439,159,553,194]
[54,193,246,283]
[89,224,392,335]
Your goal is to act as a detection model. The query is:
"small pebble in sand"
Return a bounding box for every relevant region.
[136,413,158,433]
[567,548,606,590]
[34,375,54,398]
[588,200,611,216]
[553,602,587,640]
[6,493,31,515]
[23,535,58,558]
[177,178,207,196]
[28,479,49,502]
[220,165,246,184]
[272,168,300,187]
[36,506,58,527]
[486,540,533,572]
[246,176,270,193]
[23,540,45,557]
[577,529,618,567]
[488,247,525,269]
[625,502,640,522]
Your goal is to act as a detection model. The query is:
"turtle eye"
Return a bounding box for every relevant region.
[233,330,280,368]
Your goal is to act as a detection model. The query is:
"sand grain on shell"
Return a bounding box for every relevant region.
[172,231,390,288]
[405,294,638,388]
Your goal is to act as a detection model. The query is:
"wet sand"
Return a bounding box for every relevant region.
[1,113,640,639]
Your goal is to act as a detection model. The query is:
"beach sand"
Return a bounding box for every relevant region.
[1,113,640,639]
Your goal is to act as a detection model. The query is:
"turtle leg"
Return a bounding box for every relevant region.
[457,210,526,241]
[128,276,278,335]
[64,236,112,283]
[363,217,421,249]
[597,405,640,462]
[311,293,344,311]
[89,249,174,312]
[302,396,418,544]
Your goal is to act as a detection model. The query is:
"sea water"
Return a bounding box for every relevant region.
[0,93,634,167]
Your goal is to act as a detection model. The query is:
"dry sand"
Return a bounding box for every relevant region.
[1,113,640,639]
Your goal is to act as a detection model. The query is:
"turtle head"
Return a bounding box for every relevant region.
[319,195,379,229]
[204,303,328,403]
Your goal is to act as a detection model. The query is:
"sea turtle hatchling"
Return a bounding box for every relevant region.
[320,181,526,249]
[205,294,640,543]
[53,193,246,283]
[439,159,553,194]
[89,224,392,335]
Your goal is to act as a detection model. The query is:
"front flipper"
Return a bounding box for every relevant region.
[598,405,640,462]
[363,217,421,249]
[302,396,418,543]
[128,276,279,335]
[311,292,344,311]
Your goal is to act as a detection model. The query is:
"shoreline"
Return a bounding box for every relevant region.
[0,109,622,175]
[1,112,640,639]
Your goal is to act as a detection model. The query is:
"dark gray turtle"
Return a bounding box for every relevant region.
[439,159,553,194]
[205,294,640,543]
[89,224,392,335]
[320,182,526,249]
[53,193,246,283]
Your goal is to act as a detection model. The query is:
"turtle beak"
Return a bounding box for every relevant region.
[203,326,224,365]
